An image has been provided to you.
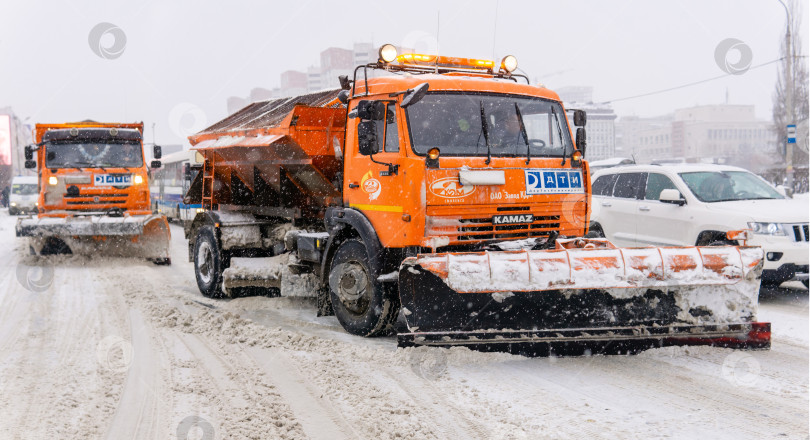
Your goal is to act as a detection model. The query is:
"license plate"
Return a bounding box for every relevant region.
[94,174,132,186]
[492,214,534,225]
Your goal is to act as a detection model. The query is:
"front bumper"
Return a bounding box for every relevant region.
[749,235,808,271]
[762,264,809,285]
[10,204,37,214]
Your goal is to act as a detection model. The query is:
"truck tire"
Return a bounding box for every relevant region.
[194,225,227,298]
[329,239,398,337]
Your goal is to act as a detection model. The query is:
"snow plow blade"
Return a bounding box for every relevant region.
[397,239,770,356]
[16,214,171,260]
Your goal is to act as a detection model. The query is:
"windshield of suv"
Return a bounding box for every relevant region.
[12,183,37,195]
[679,171,784,202]
[45,142,143,168]
[405,93,573,157]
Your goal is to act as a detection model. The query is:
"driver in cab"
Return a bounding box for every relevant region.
[489,109,524,150]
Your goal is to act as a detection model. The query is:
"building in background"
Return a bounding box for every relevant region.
[227,43,401,115]
[557,86,617,161]
[615,114,673,163]
[0,108,34,192]
[615,104,776,171]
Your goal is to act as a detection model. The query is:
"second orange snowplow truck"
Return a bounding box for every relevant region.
[16,121,171,263]
[184,45,769,355]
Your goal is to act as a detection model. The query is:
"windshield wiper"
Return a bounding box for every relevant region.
[479,101,492,165]
[551,106,566,166]
[515,103,530,165]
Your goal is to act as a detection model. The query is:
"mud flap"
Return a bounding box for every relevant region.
[396,239,769,355]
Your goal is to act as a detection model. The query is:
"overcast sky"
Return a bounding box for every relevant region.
[1,0,806,147]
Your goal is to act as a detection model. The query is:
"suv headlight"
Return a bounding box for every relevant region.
[747,222,788,236]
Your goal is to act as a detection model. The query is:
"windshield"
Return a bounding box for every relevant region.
[405,93,573,157]
[45,142,143,168]
[679,171,784,202]
[12,183,37,195]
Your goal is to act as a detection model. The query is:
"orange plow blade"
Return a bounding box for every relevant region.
[397,239,769,355]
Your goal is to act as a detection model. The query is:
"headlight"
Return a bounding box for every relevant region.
[10,202,16,206]
[48,176,58,185]
[134,175,144,184]
[747,222,788,236]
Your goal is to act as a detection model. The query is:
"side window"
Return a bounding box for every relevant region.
[592,174,618,196]
[645,173,678,201]
[384,103,399,152]
[612,173,644,199]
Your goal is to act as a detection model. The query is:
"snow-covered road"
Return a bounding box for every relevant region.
[0,210,807,439]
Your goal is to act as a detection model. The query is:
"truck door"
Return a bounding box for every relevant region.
[345,101,409,246]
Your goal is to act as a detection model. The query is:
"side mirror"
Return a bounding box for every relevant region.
[576,128,587,156]
[338,75,352,90]
[183,163,191,179]
[24,145,36,160]
[573,109,587,127]
[659,189,686,206]
[151,160,162,169]
[401,82,429,108]
[775,185,787,197]
[153,145,162,160]
[357,121,379,156]
[25,160,36,169]
[356,101,386,120]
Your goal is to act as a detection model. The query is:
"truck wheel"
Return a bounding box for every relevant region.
[329,239,398,337]
[194,226,227,298]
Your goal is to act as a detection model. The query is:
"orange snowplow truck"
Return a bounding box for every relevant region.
[16,121,171,263]
[184,45,769,355]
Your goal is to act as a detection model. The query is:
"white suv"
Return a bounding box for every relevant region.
[589,164,809,287]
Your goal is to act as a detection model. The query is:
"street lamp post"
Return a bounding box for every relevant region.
[777,0,794,190]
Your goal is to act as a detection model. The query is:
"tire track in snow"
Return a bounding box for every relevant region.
[104,308,172,439]
[247,346,357,440]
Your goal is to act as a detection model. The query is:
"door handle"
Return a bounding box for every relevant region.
[348,183,359,188]
[601,202,611,207]
[639,206,650,212]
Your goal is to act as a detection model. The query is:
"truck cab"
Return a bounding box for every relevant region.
[27,122,152,217]
[342,73,590,252]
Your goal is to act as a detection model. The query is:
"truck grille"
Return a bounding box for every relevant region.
[427,215,560,242]
[62,191,129,208]
[792,224,809,242]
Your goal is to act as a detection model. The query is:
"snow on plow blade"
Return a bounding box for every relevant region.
[16,214,171,259]
[397,239,770,355]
